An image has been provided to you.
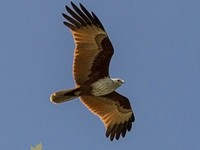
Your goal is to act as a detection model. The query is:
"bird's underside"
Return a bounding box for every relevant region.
[50,2,135,141]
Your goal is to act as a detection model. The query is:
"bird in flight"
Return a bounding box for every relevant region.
[50,2,135,141]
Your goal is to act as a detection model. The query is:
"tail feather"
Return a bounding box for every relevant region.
[50,87,80,104]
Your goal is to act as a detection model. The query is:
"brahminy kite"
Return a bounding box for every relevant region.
[50,2,135,141]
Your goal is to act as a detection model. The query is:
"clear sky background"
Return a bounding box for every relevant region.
[0,0,200,149]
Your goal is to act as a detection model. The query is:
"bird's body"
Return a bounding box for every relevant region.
[90,77,124,96]
[50,2,135,141]
[51,77,123,103]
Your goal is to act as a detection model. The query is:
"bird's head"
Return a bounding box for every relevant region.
[111,78,125,87]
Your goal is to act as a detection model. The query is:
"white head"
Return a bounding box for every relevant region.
[111,78,125,87]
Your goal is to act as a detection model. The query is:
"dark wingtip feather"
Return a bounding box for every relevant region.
[71,1,75,5]
[128,123,132,132]
[121,129,127,138]
[63,21,76,30]
[106,126,111,138]
[71,2,92,26]
[121,121,128,138]
[91,12,105,31]
[110,135,114,141]
[132,113,135,122]
[65,5,70,12]
[63,2,105,30]
[62,13,67,19]
[79,3,84,9]
[115,123,124,140]
[105,119,134,141]
[62,12,81,28]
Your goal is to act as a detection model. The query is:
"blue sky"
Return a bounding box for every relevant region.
[0,0,200,149]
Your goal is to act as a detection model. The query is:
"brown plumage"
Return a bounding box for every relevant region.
[50,2,135,141]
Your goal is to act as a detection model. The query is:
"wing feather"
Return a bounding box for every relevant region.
[80,91,135,141]
[62,2,114,86]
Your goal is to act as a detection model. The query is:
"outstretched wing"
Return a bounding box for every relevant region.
[80,91,135,141]
[63,2,114,86]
